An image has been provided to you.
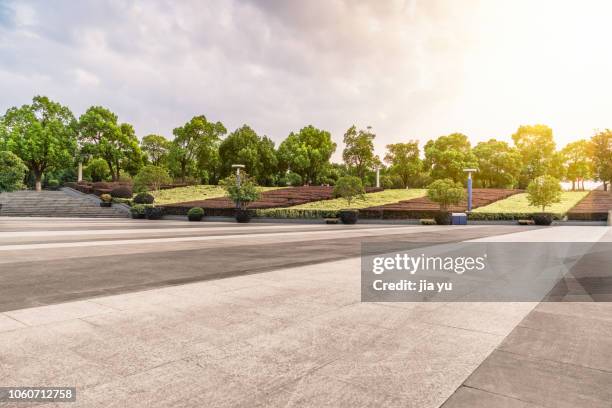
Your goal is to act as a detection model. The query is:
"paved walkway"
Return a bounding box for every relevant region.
[0,219,609,407]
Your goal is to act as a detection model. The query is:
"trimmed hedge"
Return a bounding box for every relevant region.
[468,212,564,221]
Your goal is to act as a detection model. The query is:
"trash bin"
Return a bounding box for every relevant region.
[452,212,467,225]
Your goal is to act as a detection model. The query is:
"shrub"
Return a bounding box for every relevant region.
[527,175,562,212]
[339,209,359,224]
[133,165,172,193]
[285,171,303,186]
[133,192,155,204]
[145,206,164,220]
[187,207,204,221]
[532,213,554,226]
[47,179,60,189]
[130,204,149,219]
[221,172,261,210]
[427,179,465,210]
[110,186,133,198]
[333,176,365,206]
[92,181,110,190]
[434,211,452,225]
[381,174,404,189]
[100,193,112,203]
[0,151,27,192]
[84,158,110,182]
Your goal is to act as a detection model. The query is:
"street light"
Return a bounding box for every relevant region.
[463,168,478,212]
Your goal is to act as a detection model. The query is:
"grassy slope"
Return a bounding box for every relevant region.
[472,191,589,215]
[152,185,280,205]
[259,189,427,213]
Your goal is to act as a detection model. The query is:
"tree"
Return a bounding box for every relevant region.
[221,172,261,210]
[424,133,477,183]
[333,176,365,206]
[561,140,591,190]
[218,125,278,185]
[2,96,77,191]
[472,139,522,188]
[277,125,336,184]
[384,141,422,188]
[77,106,142,181]
[526,175,562,212]
[342,126,379,181]
[511,124,556,188]
[83,158,110,182]
[426,178,465,211]
[141,134,171,166]
[133,165,172,192]
[590,130,612,191]
[171,115,226,182]
[0,151,27,192]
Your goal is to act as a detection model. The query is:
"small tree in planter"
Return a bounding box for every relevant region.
[221,172,260,223]
[187,207,204,222]
[426,179,465,225]
[99,193,112,207]
[527,175,561,225]
[333,176,365,224]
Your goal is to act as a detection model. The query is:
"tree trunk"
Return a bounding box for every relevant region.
[572,180,575,191]
[34,172,42,192]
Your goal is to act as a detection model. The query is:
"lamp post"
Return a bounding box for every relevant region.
[463,168,478,212]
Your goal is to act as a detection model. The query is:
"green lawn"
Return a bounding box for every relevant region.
[152,185,280,205]
[265,188,427,212]
[472,191,589,215]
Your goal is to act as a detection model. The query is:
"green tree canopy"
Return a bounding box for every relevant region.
[527,175,562,212]
[384,141,422,188]
[590,130,612,191]
[77,106,142,181]
[170,115,226,182]
[218,125,278,185]
[2,96,77,191]
[424,133,477,183]
[342,126,379,181]
[221,172,261,210]
[561,140,591,190]
[277,125,336,184]
[333,175,365,206]
[426,178,466,211]
[511,124,556,188]
[0,151,27,192]
[141,134,171,166]
[473,139,522,188]
[133,165,172,192]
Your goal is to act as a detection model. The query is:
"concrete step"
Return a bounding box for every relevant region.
[0,190,129,218]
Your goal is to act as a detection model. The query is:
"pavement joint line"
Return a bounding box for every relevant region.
[457,384,544,408]
[0,225,479,251]
[496,346,612,375]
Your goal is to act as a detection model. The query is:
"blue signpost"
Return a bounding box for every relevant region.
[464,169,477,212]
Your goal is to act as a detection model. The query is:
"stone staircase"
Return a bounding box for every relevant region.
[0,189,129,218]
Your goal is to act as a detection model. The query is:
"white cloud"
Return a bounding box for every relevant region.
[1,0,610,159]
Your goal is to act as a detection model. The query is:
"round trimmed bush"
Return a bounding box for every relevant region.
[339,209,359,224]
[133,192,155,204]
[187,207,204,222]
[434,211,452,225]
[47,179,60,190]
[235,209,252,223]
[110,186,133,198]
[532,213,553,226]
[130,204,147,219]
[145,206,164,220]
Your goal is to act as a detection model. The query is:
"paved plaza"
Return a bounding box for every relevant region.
[0,218,610,407]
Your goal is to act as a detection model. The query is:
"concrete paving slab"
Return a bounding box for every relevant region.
[442,386,545,408]
[4,300,116,326]
[0,313,26,332]
[464,350,612,408]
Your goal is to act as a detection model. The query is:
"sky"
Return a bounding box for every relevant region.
[1,0,612,161]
